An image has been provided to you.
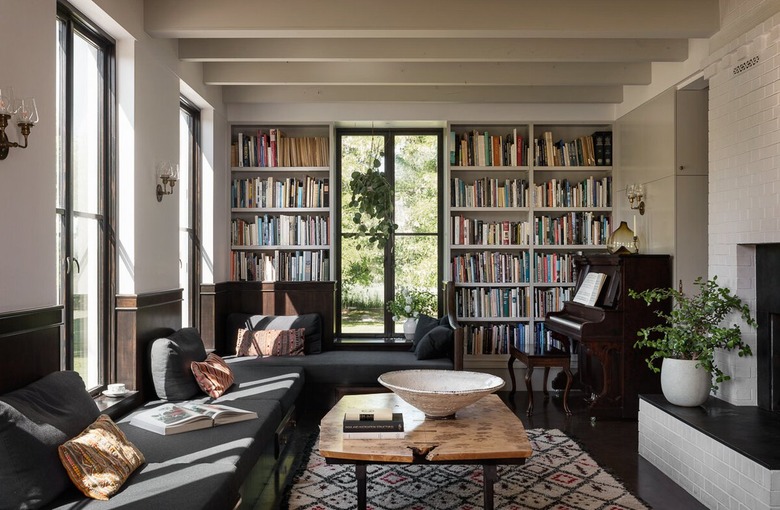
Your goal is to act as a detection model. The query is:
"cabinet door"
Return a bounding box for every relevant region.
[675,175,708,292]
[676,89,708,176]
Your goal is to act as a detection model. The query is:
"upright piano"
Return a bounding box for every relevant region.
[544,254,671,419]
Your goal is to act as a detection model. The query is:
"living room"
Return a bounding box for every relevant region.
[1,1,778,509]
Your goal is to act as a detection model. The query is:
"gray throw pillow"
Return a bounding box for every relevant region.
[411,314,439,352]
[150,327,207,400]
[0,371,99,509]
[414,325,455,360]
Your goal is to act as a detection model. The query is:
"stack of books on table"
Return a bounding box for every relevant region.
[342,408,404,439]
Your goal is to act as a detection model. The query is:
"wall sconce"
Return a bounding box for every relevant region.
[156,162,179,202]
[627,183,645,215]
[0,86,38,161]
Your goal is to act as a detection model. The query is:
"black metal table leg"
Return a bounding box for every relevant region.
[356,463,367,510]
[483,464,497,510]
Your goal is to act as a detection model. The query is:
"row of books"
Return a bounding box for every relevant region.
[533,287,573,319]
[455,287,529,319]
[231,176,329,209]
[534,213,611,246]
[464,323,530,355]
[451,251,531,284]
[450,129,529,167]
[450,178,529,208]
[534,131,612,167]
[232,130,329,168]
[533,176,612,208]
[534,252,575,284]
[515,323,569,356]
[451,216,531,246]
[342,408,404,440]
[230,249,330,282]
[231,215,329,247]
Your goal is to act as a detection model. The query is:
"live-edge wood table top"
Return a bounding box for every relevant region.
[319,393,532,464]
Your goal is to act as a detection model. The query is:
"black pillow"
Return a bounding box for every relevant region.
[150,327,208,401]
[0,371,100,509]
[415,325,455,360]
[411,314,439,352]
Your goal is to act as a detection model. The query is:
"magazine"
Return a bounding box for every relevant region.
[130,402,257,435]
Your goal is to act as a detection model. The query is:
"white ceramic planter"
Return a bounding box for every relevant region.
[661,358,712,407]
[403,317,417,340]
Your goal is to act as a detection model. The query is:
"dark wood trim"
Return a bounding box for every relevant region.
[115,289,182,400]
[0,306,64,394]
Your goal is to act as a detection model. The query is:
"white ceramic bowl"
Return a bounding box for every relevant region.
[378,369,505,419]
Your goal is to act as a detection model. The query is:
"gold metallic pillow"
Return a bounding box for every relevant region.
[58,414,145,500]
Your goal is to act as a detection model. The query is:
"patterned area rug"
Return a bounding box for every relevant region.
[284,428,649,510]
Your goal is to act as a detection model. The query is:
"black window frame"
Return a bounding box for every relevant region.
[179,96,202,327]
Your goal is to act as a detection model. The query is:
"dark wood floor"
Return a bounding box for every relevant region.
[258,390,706,509]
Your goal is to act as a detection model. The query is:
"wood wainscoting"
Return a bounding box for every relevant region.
[200,281,335,354]
[115,289,182,399]
[0,306,64,394]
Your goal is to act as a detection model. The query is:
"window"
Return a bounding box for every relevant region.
[336,129,443,338]
[179,98,201,327]
[56,4,115,390]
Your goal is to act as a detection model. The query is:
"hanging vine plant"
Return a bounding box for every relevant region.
[346,149,398,250]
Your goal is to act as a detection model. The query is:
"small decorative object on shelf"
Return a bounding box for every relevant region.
[607,221,638,254]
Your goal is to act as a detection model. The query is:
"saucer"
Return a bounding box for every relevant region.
[102,390,128,398]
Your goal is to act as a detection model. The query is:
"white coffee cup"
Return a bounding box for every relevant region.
[108,383,126,394]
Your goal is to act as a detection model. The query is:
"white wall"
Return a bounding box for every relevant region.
[0,0,57,313]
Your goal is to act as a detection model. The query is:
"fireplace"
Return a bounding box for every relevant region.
[755,244,780,412]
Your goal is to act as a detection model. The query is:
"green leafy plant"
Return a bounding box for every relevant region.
[386,288,436,320]
[346,149,397,250]
[629,276,756,390]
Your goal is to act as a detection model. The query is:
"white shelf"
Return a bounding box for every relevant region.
[231,166,330,173]
[232,207,330,213]
[533,207,612,213]
[453,282,530,287]
[451,207,530,213]
[451,165,530,172]
[450,244,531,250]
[231,245,331,251]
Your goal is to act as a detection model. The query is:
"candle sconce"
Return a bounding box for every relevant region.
[0,86,39,161]
[156,162,179,202]
[627,183,645,215]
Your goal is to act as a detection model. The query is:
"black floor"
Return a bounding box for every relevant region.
[260,390,706,510]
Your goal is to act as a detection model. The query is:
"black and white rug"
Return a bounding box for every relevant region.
[284,428,649,510]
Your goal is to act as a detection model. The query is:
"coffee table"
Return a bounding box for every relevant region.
[319,392,532,510]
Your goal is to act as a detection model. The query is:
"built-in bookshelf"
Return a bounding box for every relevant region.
[229,124,333,282]
[446,123,613,361]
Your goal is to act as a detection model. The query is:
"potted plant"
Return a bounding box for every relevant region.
[629,276,756,406]
[386,288,436,339]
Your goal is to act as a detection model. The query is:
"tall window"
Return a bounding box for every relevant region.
[337,129,442,338]
[179,98,201,327]
[56,4,115,390]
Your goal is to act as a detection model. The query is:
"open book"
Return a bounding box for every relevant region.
[572,272,608,307]
[130,402,257,435]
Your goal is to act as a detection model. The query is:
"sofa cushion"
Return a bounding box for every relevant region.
[0,370,100,510]
[209,361,304,415]
[150,327,207,401]
[236,328,305,357]
[414,325,454,360]
[58,415,145,500]
[227,313,322,354]
[411,314,439,351]
[191,353,234,398]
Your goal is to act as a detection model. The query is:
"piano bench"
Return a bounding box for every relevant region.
[508,345,573,416]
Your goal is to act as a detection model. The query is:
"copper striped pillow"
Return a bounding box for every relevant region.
[191,353,234,398]
[58,414,145,500]
[236,328,305,357]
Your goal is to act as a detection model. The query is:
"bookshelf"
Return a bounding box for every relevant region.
[446,123,613,363]
[229,124,334,282]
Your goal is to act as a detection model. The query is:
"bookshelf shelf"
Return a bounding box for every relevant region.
[447,122,612,359]
[229,123,333,283]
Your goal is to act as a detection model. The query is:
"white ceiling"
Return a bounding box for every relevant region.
[144,0,720,106]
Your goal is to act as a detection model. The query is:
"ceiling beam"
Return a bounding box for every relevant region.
[180,38,689,63]
[204,62,651,86]
[222,85,624,103]
[146,0,719,39]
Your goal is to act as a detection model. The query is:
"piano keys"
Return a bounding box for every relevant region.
[544,254,671,419]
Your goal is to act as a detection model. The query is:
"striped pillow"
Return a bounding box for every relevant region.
[191,353,234,398]
[58,414,145,500]
[236,328,305,357]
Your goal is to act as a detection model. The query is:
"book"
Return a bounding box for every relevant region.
[130,402,257,435]
[343,408,393,422]
[572,272,608,306]
[343,413,404,432]
[343,431,405,440]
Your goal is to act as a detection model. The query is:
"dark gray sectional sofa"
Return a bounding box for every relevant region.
[3,313,462,510]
